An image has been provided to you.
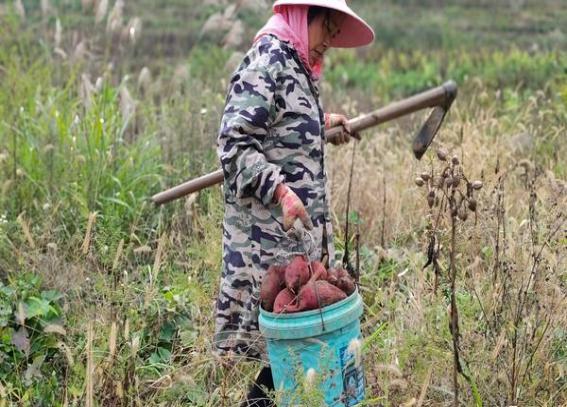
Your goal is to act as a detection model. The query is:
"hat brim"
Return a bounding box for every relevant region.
[273,0,375,48]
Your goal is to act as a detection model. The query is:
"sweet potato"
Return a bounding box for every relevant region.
[285,255,310,293]
[327,267,356,295]
[308,260,328,283]
[260,265,286,312]
[326,269,339,285]
[273,288,297,313]
[294,280,347,311]
[338,278,356,296]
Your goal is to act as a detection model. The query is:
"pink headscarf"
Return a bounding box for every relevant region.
[254,5,323,80]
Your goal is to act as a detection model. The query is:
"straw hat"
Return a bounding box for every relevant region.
[273,0,375,48]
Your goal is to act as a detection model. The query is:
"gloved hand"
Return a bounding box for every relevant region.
[274,183,313,232]
[325,113,359,145]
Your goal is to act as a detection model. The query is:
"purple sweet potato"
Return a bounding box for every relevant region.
[326,268,339,285]
[308,260,328,283]
[273,288,297,313]
[294,280,347,311]
[260,265,286,312]
[328,267,356,296]
[285,255,310,293]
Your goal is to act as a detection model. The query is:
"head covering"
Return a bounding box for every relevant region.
[272,0,375,48]
[254,5,324,79]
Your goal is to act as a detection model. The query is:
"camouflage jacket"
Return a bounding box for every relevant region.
[214,34,335,360]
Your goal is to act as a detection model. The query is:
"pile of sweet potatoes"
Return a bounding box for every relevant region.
[260,255,356,313]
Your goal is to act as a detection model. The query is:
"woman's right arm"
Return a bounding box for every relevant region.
[217,64,284,206]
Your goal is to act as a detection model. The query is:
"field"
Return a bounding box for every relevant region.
[0,0,566,405]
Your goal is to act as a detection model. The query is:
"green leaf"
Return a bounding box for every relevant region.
[148,346,171,365]
[179,329,198,347]
[163,290,174,303]
[0,327,13,345]
[158,322,175,343]
[40,290,63,303]
[0,303,12,328]
[157,347,171,362]
[23,297,52,320]
[0,284,15,299]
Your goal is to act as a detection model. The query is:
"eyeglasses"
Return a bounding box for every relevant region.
[323,11,341,40]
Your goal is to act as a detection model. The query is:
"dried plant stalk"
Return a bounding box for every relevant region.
[81,212,97,255]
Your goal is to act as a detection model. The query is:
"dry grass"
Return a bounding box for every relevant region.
[327,84,566,406]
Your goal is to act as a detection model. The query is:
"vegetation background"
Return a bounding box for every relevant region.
[0,0,565,405]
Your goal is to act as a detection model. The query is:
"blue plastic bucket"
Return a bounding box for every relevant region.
[259,291,365,406]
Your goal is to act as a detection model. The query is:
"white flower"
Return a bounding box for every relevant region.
[347,338,362,366]
[95,77,103,92]
[304,368,317,389]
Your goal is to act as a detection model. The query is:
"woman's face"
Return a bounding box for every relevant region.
[308,10,344,66]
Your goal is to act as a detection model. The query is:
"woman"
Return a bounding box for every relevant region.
[215,1,374,404]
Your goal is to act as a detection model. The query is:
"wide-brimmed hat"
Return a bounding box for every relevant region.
[273,0,375,48]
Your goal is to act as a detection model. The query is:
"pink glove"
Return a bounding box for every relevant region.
[274,184,314,231]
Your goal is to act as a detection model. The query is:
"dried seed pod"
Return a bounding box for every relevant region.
[455,194,462,208]
[452,176,461,187]
[437,148,448,161]
[445,176,460,188]
[452,156,460,165]
[458,207,468,221]
[427,191,435,208]
[420,172,431,181]
[433,176,444,188]
[415,178,425,187]
[468,198,477,212]
[451,205,458,217]
[471,181,483,190]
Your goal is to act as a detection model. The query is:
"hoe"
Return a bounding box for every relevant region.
[152,80,458,205]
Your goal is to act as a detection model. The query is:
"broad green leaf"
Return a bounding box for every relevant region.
[24,297,52,320]
[40,290,63,303]
[158,322,175,343]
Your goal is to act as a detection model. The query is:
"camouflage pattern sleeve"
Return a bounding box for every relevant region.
[217,62,285,206]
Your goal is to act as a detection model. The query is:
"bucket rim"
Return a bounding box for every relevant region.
[259,290,363,339]
[259,288,359,318]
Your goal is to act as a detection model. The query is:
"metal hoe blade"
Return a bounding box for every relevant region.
[412,81,458,160]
